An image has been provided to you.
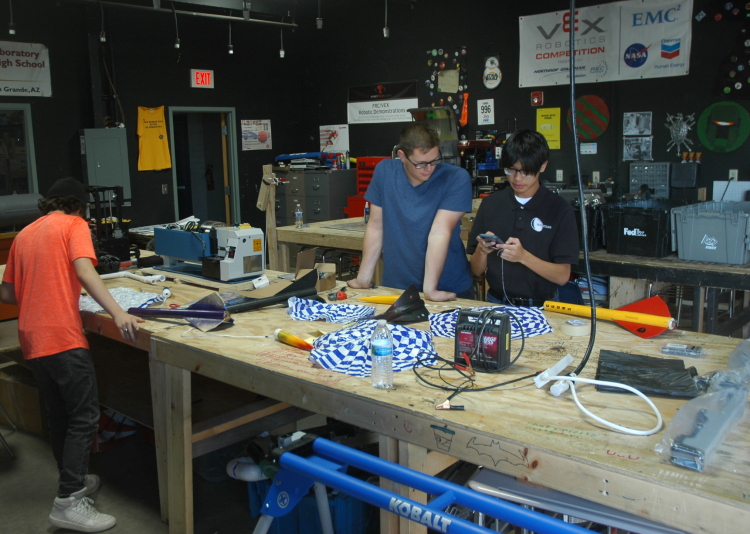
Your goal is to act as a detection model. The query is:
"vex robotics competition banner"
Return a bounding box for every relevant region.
[0,41,51,96]
[519,0,692,88]
[347,81,418,124]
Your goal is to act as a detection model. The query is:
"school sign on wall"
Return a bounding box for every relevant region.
[0,41,51,96]
[519,0,692,88]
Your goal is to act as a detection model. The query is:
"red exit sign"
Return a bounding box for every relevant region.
[190,69,214,88]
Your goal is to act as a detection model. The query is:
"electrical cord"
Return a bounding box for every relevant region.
[547,374,663,436]
[567,0,597,377]
[412,351,538,394]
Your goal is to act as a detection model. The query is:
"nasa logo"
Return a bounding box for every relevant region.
[624,43,650,68]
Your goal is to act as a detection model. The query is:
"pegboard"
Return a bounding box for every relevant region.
[712,181,750,202]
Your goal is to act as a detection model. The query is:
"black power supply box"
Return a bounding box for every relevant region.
[454,310,511,372]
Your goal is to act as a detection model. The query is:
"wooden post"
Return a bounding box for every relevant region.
[263,165,279,271]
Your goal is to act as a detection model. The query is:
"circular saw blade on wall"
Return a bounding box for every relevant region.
[566,94,611,139]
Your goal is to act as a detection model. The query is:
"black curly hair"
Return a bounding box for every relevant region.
[38,196,87,216]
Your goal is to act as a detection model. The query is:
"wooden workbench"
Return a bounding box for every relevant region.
[276,217,750,335]
[74,267,749,534]
[576,249,750,335]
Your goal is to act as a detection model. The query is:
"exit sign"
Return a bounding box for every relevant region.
[190,69,214,88]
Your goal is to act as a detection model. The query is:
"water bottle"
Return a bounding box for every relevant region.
[364,202,370,224]
[371,319,393,389]
[294,205,303,228]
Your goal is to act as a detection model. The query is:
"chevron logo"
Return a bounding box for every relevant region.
[661,40,680,59]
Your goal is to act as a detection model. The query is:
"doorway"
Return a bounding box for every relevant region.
[168,107,240,225]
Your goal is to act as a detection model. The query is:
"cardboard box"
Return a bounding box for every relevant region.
[295,248,337,292]
[0,363,46,437]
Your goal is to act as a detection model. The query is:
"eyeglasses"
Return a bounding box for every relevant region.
[504,167,534,178]
[406,155,443,169]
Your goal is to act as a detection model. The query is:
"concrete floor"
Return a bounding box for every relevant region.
[0,424,258,534]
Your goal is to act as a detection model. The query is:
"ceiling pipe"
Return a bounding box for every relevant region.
[70,0,298,29]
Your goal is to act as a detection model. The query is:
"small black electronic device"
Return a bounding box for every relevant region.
[454,309,511,372]
[478,233,504,247]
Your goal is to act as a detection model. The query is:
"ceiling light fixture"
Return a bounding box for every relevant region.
[242,1,250,21]
[383,0,389,38]
[8,0,15,35]
[316,0,322,30]
[172,5,180,48]
[99,1,106,42]
[279,27,284,58]
[228,23,233,54]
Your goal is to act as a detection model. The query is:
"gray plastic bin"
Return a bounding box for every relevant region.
[671,201,750,264]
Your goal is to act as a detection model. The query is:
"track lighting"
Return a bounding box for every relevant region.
[172,5,180,49]
[99,1,105,41]
[279,27,284,58]
[228,23,233,54]
[383,0,388,38]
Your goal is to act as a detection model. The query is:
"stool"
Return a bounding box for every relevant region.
[0,401,17,460]
[468,467,688,534]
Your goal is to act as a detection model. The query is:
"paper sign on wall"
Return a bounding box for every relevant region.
[477,99,495,125]
[241,120,272,151]
[536,108,561,149]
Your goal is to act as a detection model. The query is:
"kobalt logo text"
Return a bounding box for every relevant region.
[624,228,646,237]
[388,499,452,532]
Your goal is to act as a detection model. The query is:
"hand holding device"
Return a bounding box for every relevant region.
[478,233,503,248]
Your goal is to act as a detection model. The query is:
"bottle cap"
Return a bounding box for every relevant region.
[376,319,386,326]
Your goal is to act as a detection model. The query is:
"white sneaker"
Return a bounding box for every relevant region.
[83,474,101,496]
[49,488,116,533]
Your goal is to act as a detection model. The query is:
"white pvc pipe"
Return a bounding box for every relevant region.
[100,272,166,285]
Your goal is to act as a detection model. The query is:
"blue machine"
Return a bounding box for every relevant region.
[253,435,591,534]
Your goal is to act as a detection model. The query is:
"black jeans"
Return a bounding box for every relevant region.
[29,348,99,497]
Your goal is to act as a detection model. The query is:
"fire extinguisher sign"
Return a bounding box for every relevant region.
[478,99,494,126]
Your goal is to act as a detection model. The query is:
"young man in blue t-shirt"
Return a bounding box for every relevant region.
[348,123,473,301]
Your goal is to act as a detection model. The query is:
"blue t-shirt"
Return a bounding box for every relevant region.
[365,159,473,293]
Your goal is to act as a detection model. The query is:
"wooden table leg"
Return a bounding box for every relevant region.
[165,362,193,534]
[148,345,169,523]
[398,441,428,534]
[379,435,400,534]
[278,243,291,273]
[693,286,706,333]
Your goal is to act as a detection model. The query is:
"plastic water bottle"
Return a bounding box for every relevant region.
[371,319,393,389]
[294,205,303,228]
[364,202,370,224]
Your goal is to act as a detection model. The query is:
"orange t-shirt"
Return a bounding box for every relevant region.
[2,213,97,359]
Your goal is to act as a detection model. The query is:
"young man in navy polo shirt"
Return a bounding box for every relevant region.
[348,123,473,301]
[467,129,579,306]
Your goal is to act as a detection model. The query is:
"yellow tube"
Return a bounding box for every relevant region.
[543,301,676,330]
[357,295,400,304]
[274,329,314,351]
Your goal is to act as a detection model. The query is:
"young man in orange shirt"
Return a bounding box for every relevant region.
[1,177,143,532]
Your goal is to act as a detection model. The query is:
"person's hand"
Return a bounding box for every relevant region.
[496,237,526,263]
[113,312,145,343]
[476,233,500,255]
[424,289,456,302]
[347,277,373,290]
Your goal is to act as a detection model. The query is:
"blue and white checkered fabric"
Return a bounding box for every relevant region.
[429,306,553,340]
[309,320,437,377]
[286,296,376,324]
